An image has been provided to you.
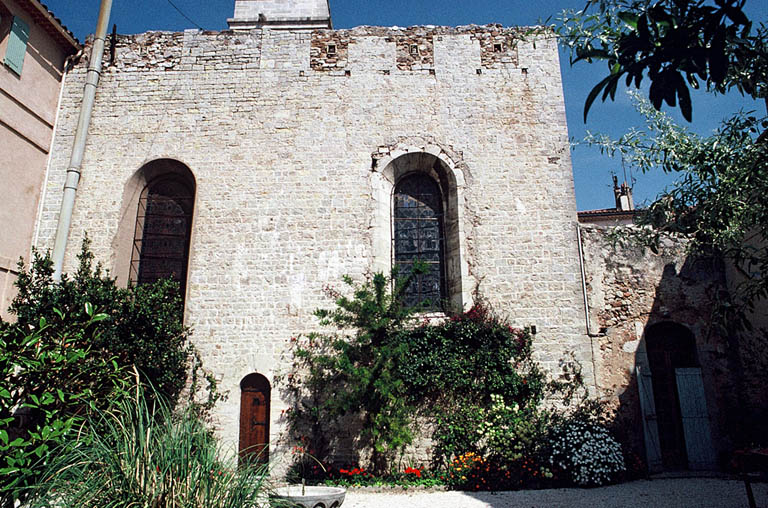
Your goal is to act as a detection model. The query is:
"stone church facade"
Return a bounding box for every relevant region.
[32,0,755,471]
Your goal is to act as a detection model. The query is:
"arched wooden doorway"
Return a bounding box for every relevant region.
[644,322,715,471]
[239,373,271,465]
[646,322,697,469]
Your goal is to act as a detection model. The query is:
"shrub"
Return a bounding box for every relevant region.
[548,420,626,487]
[445,451,553,491]
[1,238,221,506]
[8,239,191,404]
[0,306,128,506]
[281,268,426,473]
[283,272,547,475]
[397,305,546,407]
[27,390,270,508]
[283,271,624,488]
[415,310,547,470]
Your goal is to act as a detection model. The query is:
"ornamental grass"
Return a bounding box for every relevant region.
[26,389,272,508]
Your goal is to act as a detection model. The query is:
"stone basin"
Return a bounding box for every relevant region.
[271,485,346,508]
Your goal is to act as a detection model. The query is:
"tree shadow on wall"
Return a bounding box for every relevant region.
[612,254,749,474]
[459,253,753,507]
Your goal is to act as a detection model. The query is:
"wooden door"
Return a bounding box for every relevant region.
[645,322,698,470]
[675,368,717,470]
[239,374,270,465]
[636,365,663,473]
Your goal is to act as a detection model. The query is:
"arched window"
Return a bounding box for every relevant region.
[393,173,446,309]
[129,175,194,298]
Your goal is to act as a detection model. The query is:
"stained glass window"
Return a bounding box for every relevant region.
[129,177,194,299]
[393,173,446,309]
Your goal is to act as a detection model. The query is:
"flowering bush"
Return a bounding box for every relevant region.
[445,451,553,491]
[403,466,422,479]
[548,420,625,486]
[295,463,441,487]
[445,452,485,489]
[280,271,631,490]
[479,394,547,464]
[337,466,370,483]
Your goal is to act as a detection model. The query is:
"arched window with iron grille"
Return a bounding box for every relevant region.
[393,172,446,309]
[129,175,194,299]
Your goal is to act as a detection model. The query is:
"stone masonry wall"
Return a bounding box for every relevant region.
[579,225,740,465]
[36,25,588,462]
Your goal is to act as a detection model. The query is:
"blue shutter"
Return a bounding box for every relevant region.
[4,16,30,75]
[675,368,717,470]
[636,366,663,472]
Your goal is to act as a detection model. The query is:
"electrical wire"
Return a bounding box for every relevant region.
[166,0,203,29]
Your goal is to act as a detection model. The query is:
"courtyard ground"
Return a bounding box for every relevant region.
[344,477,768,507]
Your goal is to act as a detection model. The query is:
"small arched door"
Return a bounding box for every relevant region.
[239,373,271,465]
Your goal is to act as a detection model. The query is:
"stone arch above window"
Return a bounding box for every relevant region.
[371,144,473,312]
[114,159,196,301]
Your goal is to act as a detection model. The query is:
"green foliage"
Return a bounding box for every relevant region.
[557,0,767,121]
[284,268,425,472]
[26,389,271,508]
[411,309,548,469]
[0,306,128,505]
[282,270,549,476]
[396,306,545,406]
[582,93,768,331]
[1,237,222,505]
[283,271,626,487]
[8,239,190,403]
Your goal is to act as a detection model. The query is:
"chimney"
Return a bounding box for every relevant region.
[613,175,634,211]
[228,0,332,30]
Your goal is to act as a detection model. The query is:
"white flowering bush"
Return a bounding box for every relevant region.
[476,394,545,465]
[548,420,625,487]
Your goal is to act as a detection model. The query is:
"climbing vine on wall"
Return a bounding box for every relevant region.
[278,268,548,474]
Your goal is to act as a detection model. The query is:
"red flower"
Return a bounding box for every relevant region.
[404,467,422,478]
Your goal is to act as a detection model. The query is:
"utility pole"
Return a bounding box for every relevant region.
[51,0,113,280]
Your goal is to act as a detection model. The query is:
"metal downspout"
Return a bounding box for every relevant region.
[577,225,593,336]
[577,224,600,392]
[51,0,113,280]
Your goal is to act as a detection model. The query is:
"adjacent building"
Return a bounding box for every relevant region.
[0,0,80,318]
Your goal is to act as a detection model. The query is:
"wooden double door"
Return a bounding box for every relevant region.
[638,322,716,472]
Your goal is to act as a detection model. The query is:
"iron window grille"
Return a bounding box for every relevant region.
[393,172,446,310]
[129,177,194,300]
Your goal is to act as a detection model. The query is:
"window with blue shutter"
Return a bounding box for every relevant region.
[4,16,30,75]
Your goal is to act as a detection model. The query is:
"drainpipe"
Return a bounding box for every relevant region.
[577,224,600,393]
[577,225,593,336]
[51,0,113,281]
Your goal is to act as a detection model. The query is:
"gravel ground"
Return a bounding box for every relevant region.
[343,478,768,508]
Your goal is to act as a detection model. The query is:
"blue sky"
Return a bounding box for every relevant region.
[44,0,766,210]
